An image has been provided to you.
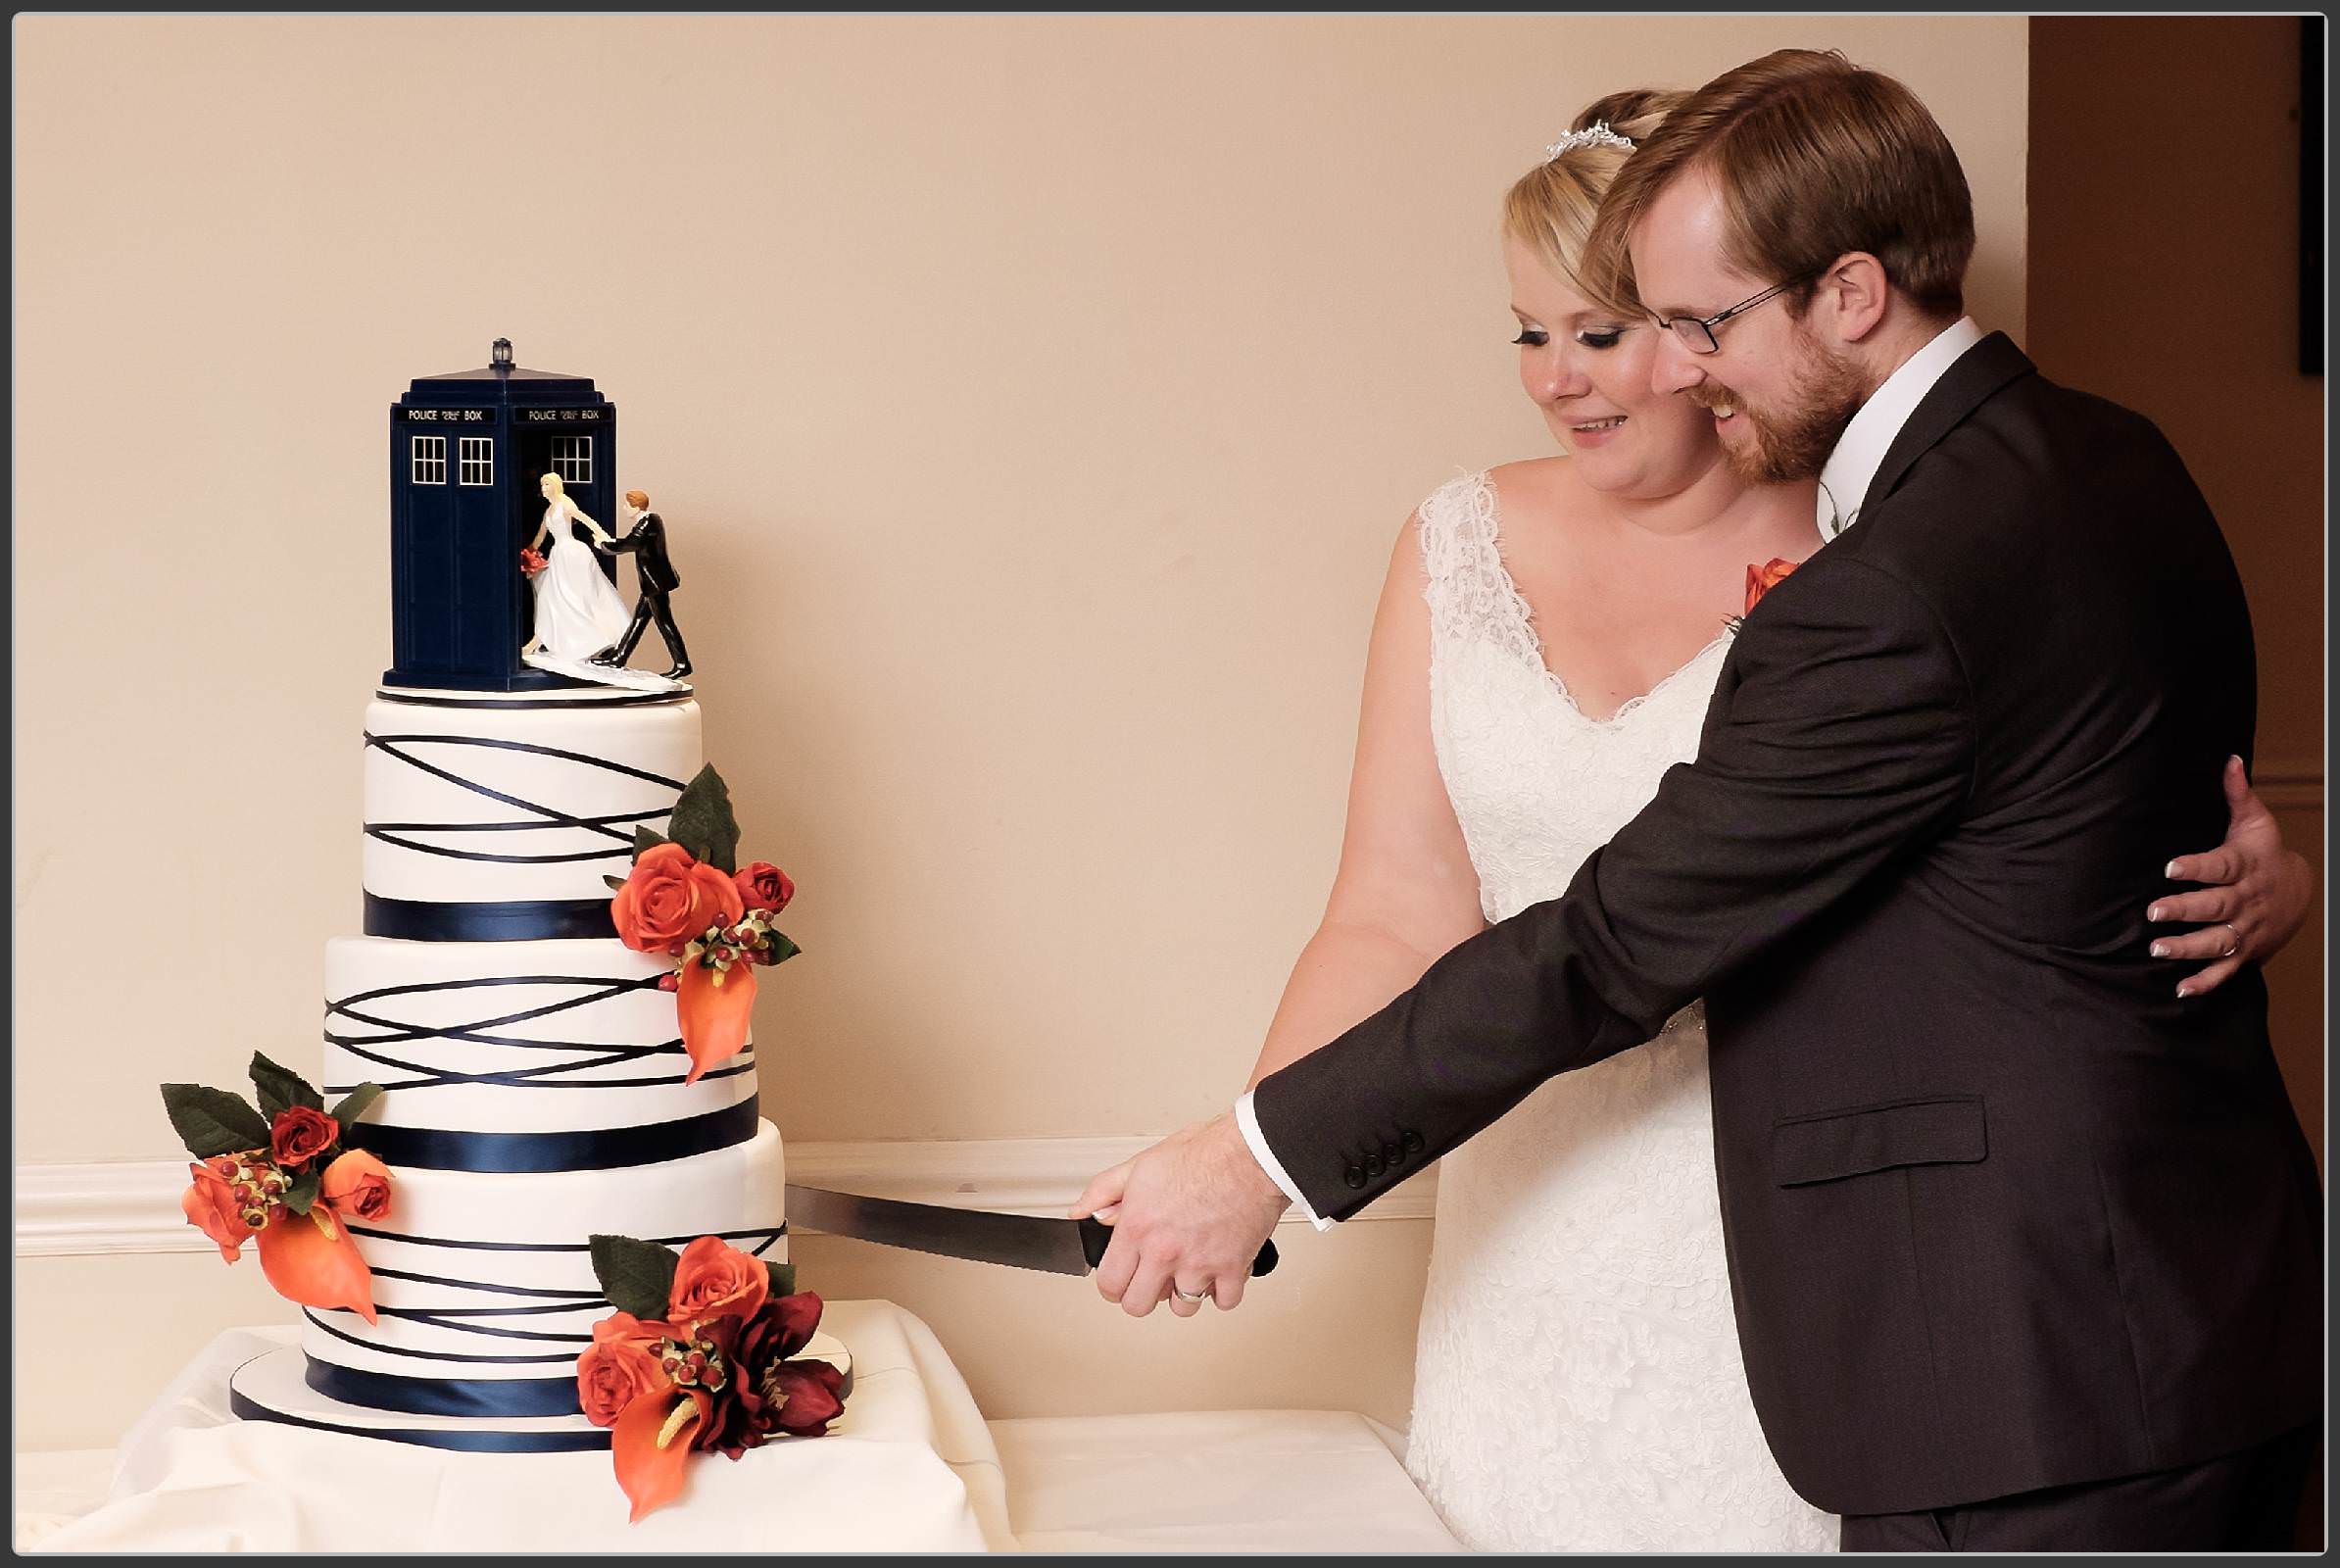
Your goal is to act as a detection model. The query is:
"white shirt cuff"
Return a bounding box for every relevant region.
[1235,1090,1333,1230]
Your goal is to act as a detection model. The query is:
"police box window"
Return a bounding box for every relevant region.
[459,437,494,486]
[412,435,447,485]
[553,435,592,485]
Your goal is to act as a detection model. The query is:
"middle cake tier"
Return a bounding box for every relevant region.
[324,935,756,1171]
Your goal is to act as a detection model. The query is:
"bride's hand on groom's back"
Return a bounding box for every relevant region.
[2148,755,2314,997]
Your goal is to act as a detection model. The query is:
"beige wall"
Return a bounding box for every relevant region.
[13,15,2028,1449]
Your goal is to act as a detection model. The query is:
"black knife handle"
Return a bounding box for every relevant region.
[1076,1216,1279,1278]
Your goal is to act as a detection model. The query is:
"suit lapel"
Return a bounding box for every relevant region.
[1858,331,2036,518]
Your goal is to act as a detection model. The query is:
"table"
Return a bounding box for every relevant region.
[24,1299,1014,1552]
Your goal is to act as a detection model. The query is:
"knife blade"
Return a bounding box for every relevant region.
[784,1184,1278,1280]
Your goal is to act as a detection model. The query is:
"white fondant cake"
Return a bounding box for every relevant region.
[362,694,703,906]
[231,686,793,1444]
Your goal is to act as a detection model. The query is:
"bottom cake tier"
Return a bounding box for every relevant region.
[298,1119,787,1418]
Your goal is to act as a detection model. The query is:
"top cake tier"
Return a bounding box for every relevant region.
[364,691,702,941]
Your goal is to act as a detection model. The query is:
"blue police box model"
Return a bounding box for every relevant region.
[386,339,618,691]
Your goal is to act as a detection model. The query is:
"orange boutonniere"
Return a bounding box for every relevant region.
[1744,558,1798,616]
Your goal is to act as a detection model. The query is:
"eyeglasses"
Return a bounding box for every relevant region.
[1654,272,1817,355]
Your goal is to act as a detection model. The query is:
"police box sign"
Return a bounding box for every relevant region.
[515,407,608,424]
[399,408,494,423]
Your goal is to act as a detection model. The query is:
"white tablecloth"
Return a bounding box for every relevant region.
[993,1410,1461,1553]
[25,1299,1014,1552]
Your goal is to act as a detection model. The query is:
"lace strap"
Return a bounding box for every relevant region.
[1417,471,1542,666]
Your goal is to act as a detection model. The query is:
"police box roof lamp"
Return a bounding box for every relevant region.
[490,337,514,374]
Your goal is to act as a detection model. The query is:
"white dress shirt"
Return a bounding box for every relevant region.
[1815,316,1984,541]
[1239,315,1992,1228]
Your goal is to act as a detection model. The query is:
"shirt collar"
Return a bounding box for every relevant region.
[1816,316,1985,541]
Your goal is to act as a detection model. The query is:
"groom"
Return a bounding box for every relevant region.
[1076,49,2321,1550]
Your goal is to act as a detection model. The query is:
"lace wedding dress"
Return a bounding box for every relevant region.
[1400,471,1838,1552]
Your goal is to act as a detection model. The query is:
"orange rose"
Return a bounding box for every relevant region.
[666,1236,770,1327]
[180,1156,268,1260]
[612,843,746,956]
[319,1149,393,1222]
[1744,558,1798,616]
[578,1311,677,1428]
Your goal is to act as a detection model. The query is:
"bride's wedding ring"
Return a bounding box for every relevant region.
[1170,1284,1210,1304]
[2218,921,2242,958]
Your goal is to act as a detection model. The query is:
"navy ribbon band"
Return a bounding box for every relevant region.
[231,1387,608,1452]
[345,1093,760,1172]
[304,1357,587,1417]
[365,893,617,942]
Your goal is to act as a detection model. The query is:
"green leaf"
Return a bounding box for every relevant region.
[604,874,630,893]
[590,1234,680,1320]
[665,763,741,874]
[632,824,668,861]
[160,1084,272,1159]
[763,932,802,966]
[764,1260,798,1299]
[329,1082,384,1128]
[249,1052,322,1118]
[282,1165,321,1217]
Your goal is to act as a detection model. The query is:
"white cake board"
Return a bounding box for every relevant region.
[227,1332,851,1452]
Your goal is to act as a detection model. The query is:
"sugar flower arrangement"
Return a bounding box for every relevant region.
[160,1054,391,1321]
[581,1234,847,1520]
[608,764,800,1083]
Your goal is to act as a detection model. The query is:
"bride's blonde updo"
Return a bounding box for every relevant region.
[1502,89,1684,307]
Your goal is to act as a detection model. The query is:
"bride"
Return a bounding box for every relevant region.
[522,470,631,664]
[1223,92,2314,1551]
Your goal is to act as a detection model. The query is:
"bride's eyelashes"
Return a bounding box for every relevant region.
[1512,326,1549,347]
[1509,324,1629,350]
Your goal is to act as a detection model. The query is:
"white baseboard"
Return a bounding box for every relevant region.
[13,1138,1438,1258]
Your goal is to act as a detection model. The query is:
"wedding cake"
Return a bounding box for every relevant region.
[197,345,826,1458]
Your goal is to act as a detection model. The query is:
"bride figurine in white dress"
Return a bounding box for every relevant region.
[521,471,648,685]
[1232,91,2313,1552]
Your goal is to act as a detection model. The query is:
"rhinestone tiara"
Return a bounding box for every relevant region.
[1542,121,1636,162]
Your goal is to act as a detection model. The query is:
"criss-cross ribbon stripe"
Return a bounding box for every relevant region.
[363,731,685,866]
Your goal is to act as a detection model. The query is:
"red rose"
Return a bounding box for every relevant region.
[519,546,548,577]
[734,862,794,914]
[612,843,746,956]
[319,1149,392,1222]
[577,1311,676,1428]
[759,1358,847,1438]
[666,1236,769,1328]
[1744,558,1798,616]
[269,1106,340,1170]
[180,1156,268,1260]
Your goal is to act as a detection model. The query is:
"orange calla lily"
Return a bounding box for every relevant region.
[612,1387,707,1523]
[676,958,756,1085]
[257,1201,379,1324]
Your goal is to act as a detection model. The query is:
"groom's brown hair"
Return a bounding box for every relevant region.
[1585,48,1974,320]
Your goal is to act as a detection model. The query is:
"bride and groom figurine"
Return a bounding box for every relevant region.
[519,474,692,691]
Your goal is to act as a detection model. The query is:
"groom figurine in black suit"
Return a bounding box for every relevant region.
[1075,49,2320,1550]
[592,488,692,679]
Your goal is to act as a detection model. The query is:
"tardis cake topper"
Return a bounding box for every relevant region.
[385,340,688,696]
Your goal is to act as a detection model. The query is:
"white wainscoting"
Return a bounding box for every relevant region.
[13,1138,1438,1258]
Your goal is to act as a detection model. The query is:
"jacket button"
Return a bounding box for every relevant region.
[1382,1142,1402,1165]
[1401,1130,1425,1154]
[1343,1165,1367,1190]
[1363,1153,1386,1178]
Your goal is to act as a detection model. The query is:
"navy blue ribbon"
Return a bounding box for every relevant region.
[230,1387,608,1452]
[364,893,617,942]
[345,1094,760,1172]
[304,1357,587,1417]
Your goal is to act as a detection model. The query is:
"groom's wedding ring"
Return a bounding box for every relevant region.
[1170,1284,1210,1304]
[2218,921,2242,958]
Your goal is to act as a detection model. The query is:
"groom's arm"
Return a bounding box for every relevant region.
[1252,554,1977,1222]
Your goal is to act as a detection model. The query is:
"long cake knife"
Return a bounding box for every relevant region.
[784,1184,1278,1279]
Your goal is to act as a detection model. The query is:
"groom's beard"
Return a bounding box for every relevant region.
[1694,335,1869,485]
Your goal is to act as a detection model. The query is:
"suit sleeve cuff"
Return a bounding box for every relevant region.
[1236,1090,1333,1231]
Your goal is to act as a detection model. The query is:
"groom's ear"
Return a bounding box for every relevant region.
[1811,252,1891,347]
